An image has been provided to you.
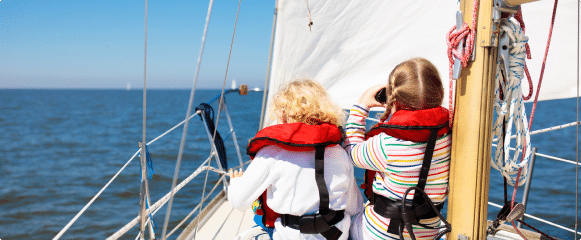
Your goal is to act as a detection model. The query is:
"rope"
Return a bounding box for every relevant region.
[446,0,479,127]
[514,9,534,100]
[196,103,228,170]
[517,220,558,240]
[160,0,215,238]
[138,145,155,180]
[509,2,559,238]
[491,18,531,186]
[138,145,157,238]
[304,0,313,32]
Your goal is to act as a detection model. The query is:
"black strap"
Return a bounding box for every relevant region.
[373,194,444,220]
[315,146,330,215]
[280,210,344,240]
[373,194,444,235]
[412,128,440,205]
[278,146,344,240]
[369,126,447,239]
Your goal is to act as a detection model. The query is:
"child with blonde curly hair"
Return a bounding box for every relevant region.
[228,79,363,240]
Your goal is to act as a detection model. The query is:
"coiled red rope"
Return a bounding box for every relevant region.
[447,0,479,127]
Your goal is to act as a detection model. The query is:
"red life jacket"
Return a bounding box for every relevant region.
[246,122,344,228]
[361,106,450,200]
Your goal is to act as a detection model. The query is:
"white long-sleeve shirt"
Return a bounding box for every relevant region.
[228,144,364,240]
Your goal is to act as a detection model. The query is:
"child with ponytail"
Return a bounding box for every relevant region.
[344,58,452,240]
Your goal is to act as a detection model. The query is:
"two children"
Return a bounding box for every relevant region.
[229,58,451,240]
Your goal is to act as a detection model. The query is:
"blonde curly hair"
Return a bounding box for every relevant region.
[271,79,345,127]
[380,58,444,121]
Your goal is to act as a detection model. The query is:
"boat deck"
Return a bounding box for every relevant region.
[178,190,255,240]
[176,190,547,240]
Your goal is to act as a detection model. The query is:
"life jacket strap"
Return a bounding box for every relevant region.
[367,127,449,239]
[315,146,330,215]
[412,128,440,205]
[373,194,444,222]
[279,146,344,240]
[280,210,345,240]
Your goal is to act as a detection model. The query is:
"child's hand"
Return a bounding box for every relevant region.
[228,169,244,179]
[358,84,387,108]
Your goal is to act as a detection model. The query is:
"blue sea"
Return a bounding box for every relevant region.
[0,90,579,239]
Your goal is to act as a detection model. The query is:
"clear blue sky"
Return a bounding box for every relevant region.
[0,0,275,89]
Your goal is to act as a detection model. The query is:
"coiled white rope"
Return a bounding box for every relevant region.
[491,18,532,186]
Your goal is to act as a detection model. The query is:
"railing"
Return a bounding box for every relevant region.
[53,89,256,240]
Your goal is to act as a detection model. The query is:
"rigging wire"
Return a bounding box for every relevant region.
[574,1,581,236]
[259,0,280,130]
[192,0,242,238]
[159,0,215,238]
[139,0,153,238]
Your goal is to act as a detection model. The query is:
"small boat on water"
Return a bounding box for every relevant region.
[51,0,580,239]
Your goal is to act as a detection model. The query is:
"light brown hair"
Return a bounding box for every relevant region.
[271,79,345,127]
[380,58,444,121]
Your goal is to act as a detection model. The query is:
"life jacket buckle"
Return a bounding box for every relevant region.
[298,214,329,234]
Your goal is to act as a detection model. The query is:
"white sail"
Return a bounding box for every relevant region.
[520,0,580,102]
[263,0,579,127]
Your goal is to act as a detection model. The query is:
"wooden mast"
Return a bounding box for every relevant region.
[446,0,497,239]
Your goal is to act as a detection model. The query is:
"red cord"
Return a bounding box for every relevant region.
[510,0,559,239]
[515,9,534,100]
[447,0,480,127]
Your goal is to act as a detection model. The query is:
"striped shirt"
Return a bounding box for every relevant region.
[344,104,451,240]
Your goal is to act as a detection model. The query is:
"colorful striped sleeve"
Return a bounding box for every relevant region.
[343,104,387,171]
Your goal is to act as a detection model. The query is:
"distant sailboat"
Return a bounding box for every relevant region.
[231,79,236,89]
[126,83,131,91]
